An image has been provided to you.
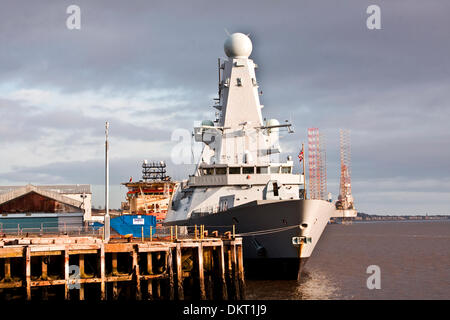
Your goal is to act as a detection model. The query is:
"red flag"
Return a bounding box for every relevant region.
[298,149,304,163]
[129,176,133,182]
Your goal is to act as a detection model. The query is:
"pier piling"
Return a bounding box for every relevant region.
[0,235,244,300]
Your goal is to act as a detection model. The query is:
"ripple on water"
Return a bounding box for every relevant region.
[246,221,450,300]
[246,269,341,300]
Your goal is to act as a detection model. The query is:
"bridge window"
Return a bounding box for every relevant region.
[270,166,280,174]
[257,167,268,174]
[242,167,254,174]
[281,167,291,174]
[202,168,214,175]
[229,167,240,174]
[215,167,226,175]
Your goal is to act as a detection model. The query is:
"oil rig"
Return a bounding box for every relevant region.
[335,129,357,219]
[307,128,327,200]
[121,161,179,226]
[307,128,356,221]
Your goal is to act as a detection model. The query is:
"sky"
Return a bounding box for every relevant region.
[0,0,449,214]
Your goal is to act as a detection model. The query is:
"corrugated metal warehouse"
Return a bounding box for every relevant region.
[0,184,92,234]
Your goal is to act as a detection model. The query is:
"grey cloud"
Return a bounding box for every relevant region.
[0,157,194,208]
[0,0,449,213]
[1,1,447,93]
[0,98,172,144]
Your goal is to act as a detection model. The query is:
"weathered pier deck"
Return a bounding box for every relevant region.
[0,234,245,300]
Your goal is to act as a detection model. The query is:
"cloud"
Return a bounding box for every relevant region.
[0,0,449,213]
[0,157,195,209]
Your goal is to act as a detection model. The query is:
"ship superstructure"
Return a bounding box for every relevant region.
[122,161,178,225]
[165,33,356,279]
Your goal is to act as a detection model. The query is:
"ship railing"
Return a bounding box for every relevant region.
[145,224,237,240]
[0,223,103,238]
[0,223,238,241]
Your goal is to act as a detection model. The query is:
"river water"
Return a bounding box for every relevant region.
[246,220,450,300]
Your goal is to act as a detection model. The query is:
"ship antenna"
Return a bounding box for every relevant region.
[191,131,195,164]
[224,28,230,36]
[218,58,222,97]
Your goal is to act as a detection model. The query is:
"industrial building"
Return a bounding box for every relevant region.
[0,184,92,234]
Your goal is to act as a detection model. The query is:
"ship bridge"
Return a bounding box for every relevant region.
[189,163,304,187]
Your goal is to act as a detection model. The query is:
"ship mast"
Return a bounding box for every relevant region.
[302,143,306,199]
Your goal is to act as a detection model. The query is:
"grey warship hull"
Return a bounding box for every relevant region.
[166,199,336,279]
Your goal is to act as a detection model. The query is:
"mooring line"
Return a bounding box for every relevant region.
[235,224,300,237]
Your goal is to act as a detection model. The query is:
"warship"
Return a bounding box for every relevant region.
[164,33,356,279]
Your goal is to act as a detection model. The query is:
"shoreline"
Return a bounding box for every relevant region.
[331,218,450,224]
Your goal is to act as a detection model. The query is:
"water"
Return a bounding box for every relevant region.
[246,220,450,300]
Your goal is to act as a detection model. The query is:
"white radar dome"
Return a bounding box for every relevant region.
[224,33,253,58]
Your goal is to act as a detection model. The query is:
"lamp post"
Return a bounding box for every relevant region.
[104,121,110,242]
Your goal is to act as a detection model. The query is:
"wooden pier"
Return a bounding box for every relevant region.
[0,235,245,300]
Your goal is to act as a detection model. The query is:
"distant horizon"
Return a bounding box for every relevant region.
[356,212,450,217]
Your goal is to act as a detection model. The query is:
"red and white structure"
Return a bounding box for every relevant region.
[307,128,327,200]
[336,129,356,215]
